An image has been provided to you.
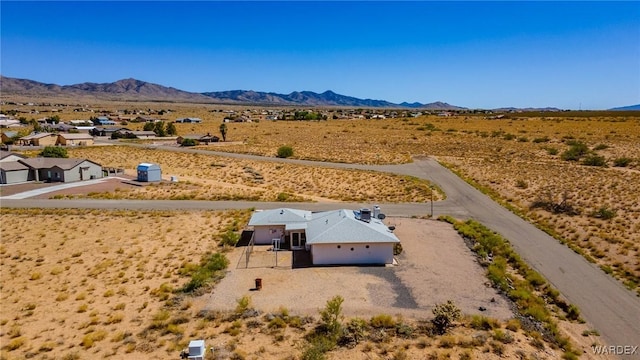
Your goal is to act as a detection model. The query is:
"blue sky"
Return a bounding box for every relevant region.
[1,1,639,109]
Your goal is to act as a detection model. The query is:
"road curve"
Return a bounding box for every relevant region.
[2,148,639,351]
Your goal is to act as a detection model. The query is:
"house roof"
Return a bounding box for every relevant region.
[248,208,312,226]
[129,131,157,136]
[0,161,29,171]
[137,163,160,170]
[58,133,94,139]
[306,209,399,245]
[19,158,101,170]
[20,132,55,140]
[0,151,26,160]
[1,131,19,138]
[248,208,399,245]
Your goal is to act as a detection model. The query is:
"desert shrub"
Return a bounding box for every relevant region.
[593,143,609,150]
[40,146,68,158]
[370,314,396,329]
[181,138,197,147]
[181,253,229,293]
[566,304,581,321]
[220,229,240,247]
[235,295,252,314]
[591,206,616,220]
[319,295,344,336]
[276,192,291,201]
[515,179,528,189]
[431,300,461,334]
[470,315,499,330]
[533,136,550,143]
[276,145,294,158]
[546,147,559,155]
[268,317,287,329]
[339,318,369,347]
[561,142,589,161]
[613,157,632,167]
[582,154,606,166]
[503,133,516,140]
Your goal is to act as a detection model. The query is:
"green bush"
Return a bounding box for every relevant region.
[582,154,606,166]
[561,142,589,161]
[181,253,229,293]
[276,145,294,158]
[613,157,632,167]
[181,138,197,147]
[40,146,68,158]
[220,230,240,247]
[591,206,616,220]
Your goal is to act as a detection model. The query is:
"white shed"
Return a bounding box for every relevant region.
[137,163,162,182]
[187,340,205,359]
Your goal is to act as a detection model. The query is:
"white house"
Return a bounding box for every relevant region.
[247,208,399,265]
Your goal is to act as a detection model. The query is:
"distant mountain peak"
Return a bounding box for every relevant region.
[0,75,466,109]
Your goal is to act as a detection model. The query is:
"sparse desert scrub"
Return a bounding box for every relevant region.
[0,207,248,359]
[65,146,440,203]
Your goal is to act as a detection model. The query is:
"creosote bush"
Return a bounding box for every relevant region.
[276,145,294,158]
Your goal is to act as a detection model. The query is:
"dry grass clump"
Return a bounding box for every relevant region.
[65,146,439,203]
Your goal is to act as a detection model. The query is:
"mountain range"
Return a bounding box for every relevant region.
[0,76,465,109]
[2,76,635,111]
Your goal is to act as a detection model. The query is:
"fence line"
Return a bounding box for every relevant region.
[245,232,255,268]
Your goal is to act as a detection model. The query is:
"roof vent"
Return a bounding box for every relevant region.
[360,208,371,222]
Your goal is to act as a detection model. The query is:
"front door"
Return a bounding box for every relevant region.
[291,232,305,249]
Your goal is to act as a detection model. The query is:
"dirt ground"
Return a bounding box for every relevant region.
[204,218,513,320]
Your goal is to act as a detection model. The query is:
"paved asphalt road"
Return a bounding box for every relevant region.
[2,147,639,353]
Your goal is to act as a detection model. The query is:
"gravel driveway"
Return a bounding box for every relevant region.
[202,218,512,320]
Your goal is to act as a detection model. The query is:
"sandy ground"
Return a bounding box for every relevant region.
[205,218,512,320]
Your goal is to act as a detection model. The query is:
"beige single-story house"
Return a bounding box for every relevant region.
[0,161,31,184]
[0,151,27,163]
[57,133,95,146]
[0,153,103,184]
[128,131,157,139]
[18,132,58,146]
[247,208,399,265]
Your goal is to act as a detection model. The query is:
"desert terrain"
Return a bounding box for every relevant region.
[1,102,638,359]
[2,208,597,359]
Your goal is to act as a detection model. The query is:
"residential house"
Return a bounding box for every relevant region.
[18,132,58,146]
[0,160,31,184]
[57,133,95,146]
[176,134,219,145]
[0,154,103,184]
[90,127,131,137]
[175,117,202,123]
[96,116,116,125]
[128,131,157,139]
[1,131,19,144]
[247,208,399,265]
[0,150,27,163]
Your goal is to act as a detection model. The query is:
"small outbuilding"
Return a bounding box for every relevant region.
[137,163,162,182]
